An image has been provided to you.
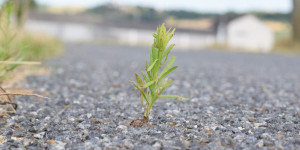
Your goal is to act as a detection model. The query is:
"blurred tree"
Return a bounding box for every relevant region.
[87,4,118,14]
[293,0,300,42]
[136,7,165,22]
[165,10,216,19]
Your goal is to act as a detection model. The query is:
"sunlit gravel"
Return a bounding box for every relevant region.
[1,44,300,149]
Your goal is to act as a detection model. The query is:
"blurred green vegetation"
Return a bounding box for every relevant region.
[18,32,63,61]
[0,1,63,83]
[0,2,18,82]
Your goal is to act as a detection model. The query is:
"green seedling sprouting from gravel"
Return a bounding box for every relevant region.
[130,24,188,126]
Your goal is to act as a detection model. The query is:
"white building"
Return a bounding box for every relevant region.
[217,15,274,52]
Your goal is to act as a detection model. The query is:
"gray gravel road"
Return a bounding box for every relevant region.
[1,44,300,149]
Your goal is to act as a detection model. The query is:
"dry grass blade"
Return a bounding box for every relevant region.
[0,87,16,117]
[1,89,49,100]
[0,87,49,118]
[0,93,49,100]
[0,61,41,65]
[0,87,11,102]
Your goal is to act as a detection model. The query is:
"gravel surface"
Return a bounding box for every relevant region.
[1,44,300,149]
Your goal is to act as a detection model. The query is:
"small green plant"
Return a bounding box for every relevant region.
[131,24,188,121]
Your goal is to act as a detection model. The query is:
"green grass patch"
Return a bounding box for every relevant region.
[0,2,63,83]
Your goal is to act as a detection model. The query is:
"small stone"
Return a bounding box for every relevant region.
[48,140,56,145]
[256,140,264,148]
[238,127,244,131]
[168,122,177,126]
[123,139,134,148]
[199,138,211,145]
[204,126,213,133]
[133,145,153,150]
[283,123,294,132]
[276,134,284,140]
[69,117,75,122]
[14,116,25,123]
[254,122,267,128]
[50,141,66,150]
[261,133,271,139]
[86,113,92,118]
[30,112,38,116]
[245,136,257,144]
[220,138,233,147]
[263,140,274,146]
[234,134,245,143]
[152,142,162,148]
[78,123,85,129]
[0,135,7,144]
[28,126,39,133]
[164,132,176,140]
[165,114,173,118]
[116,125,127,131]
[34,132,45,139]
[187,125,194,129]
[248,117,255,122]
[13,129,26,137]
[181,139,190,149]
[172,110,180,114]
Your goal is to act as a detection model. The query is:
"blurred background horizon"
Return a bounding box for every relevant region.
[1,0,299,53]
[30,0,292,13]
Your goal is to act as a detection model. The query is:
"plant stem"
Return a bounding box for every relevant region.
[144,105,151,118]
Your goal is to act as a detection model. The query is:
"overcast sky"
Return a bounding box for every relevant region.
[1,0,293,13]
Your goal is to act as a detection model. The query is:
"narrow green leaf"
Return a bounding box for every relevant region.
[146,60,149,68]
[147,59,158,72]
[135,73,143,87]
[170,28,176,37]
[161,44,175,67]
[161,56,176,74]
[159,95,189,101]
[152,47,159,62]
[151,78,173,104]
[167,28,172,35]
[157,78,173,95]
[166,28,176,45]
[163,44,174,58]
[130,81,149,104]
[141,72,149,82]
[152,32,157,38]
[159,66,178,81]
[146,60,152,79]
[151,47,159,78]
[140,96,145,109]
[143,80,155,88]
